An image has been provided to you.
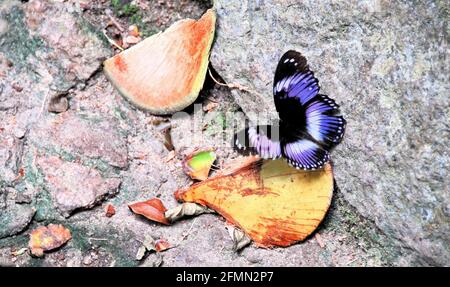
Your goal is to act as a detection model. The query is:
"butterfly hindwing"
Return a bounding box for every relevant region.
[234,124,329,170]
[282,139,329,170]
[234,125,282,160]
[305,94,346,146]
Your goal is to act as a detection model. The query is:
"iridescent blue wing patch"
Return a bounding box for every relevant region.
[234,125,282,160]
[273,50,320,116]
[305,94,346,146]
[283,139,329,170]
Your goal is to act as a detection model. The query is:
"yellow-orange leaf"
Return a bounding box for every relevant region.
[175,159,334,248]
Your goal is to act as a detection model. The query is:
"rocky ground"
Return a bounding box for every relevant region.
[0,0,447,267]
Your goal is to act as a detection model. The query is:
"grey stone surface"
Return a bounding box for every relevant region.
[0,188,35,238]
[29,113,129,169]
[211,0,449,265]
[23,0,111,91]
[0,0,112,186]
[36,155,121,217]
[0,133,23,184]
[0,204,35,239]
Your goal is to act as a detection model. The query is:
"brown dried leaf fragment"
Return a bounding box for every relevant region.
[128,198,170,225]
[155,239,171,252]
[105,204,116,217]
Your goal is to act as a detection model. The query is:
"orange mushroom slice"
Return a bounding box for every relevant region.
[175,158,334,248]
[104,9,216,115]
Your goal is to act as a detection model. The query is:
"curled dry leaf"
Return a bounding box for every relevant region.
[136,234,155,261]
[175,158,334,248]
[226,226,252,251]
[128,198,170,225]
[182,149,216,181]
[28,224,72,257]
[142,235,156,251]
[164,202,214,222]
[132,201,213,224]
[136,235,155,261]
[136,235,172,260]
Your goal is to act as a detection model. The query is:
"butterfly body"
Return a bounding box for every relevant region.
[234,50,346,170]
[275,97,308,130]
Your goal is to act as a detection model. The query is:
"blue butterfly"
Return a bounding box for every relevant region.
[234,50,346,170]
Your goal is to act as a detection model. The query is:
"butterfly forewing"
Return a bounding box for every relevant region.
[274,50,309,84]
